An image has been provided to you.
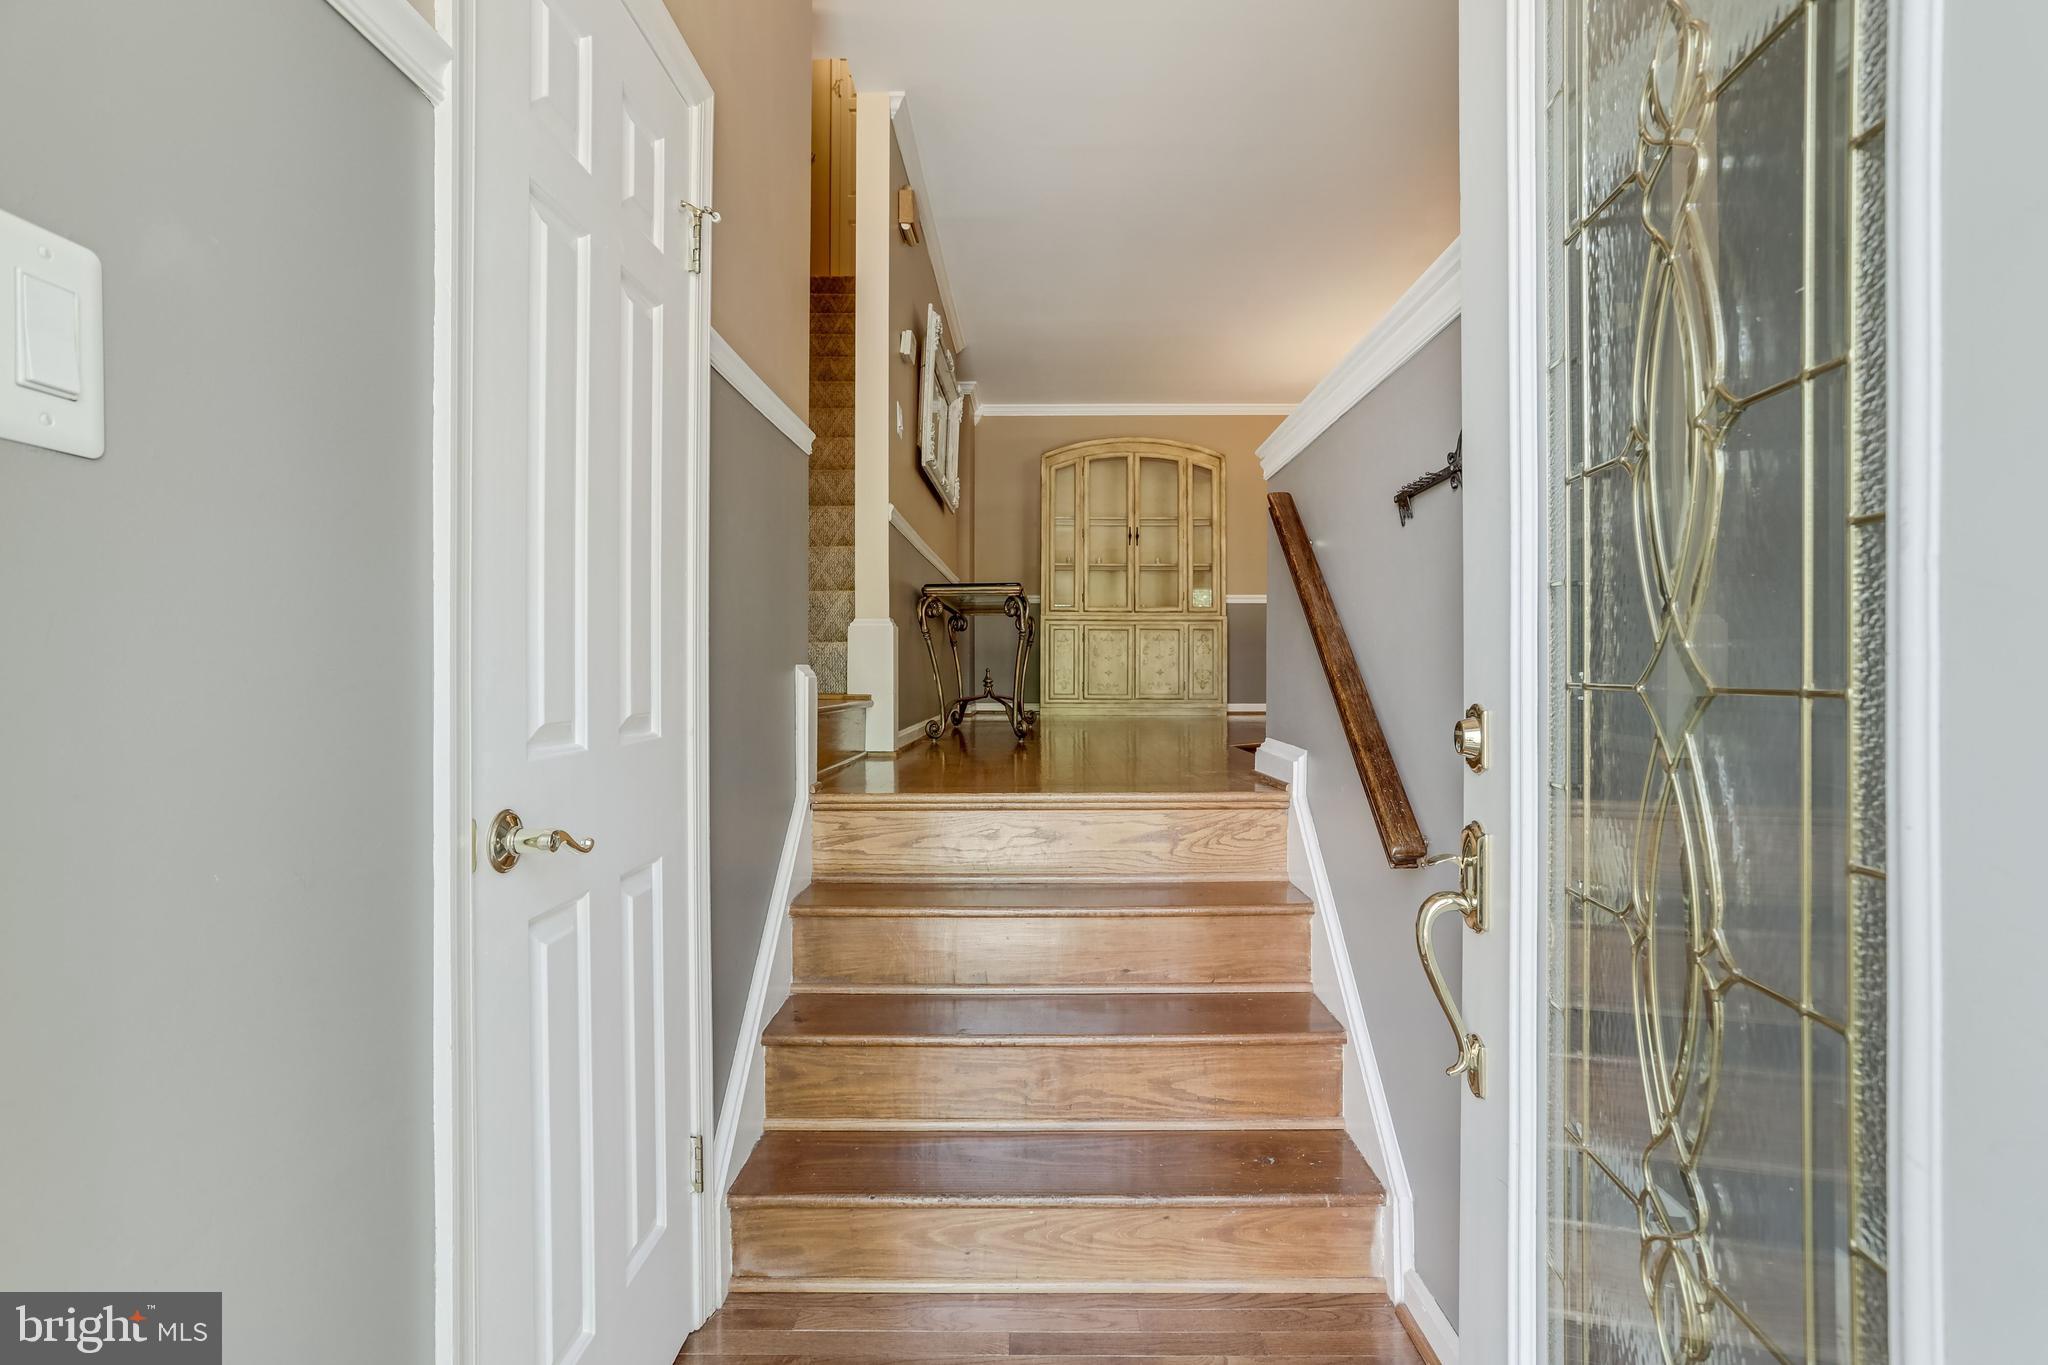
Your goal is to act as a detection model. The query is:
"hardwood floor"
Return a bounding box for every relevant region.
[817,714,1271,797]
[677,1292,1428,1361]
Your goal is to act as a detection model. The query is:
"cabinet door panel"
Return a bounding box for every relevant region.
[1083,454,1131,612]
[1135,625,1185,700]
[1082,625,1134,699]
[1135,454,1184,612]
[1045,623,1080,701]
[1188,622,1222,701]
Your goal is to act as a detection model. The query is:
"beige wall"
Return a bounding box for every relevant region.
[886,126,974,577]
[970,413,1280,595]
[663,0,812,419]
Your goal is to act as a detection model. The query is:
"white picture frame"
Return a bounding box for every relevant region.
[917,303,963,510]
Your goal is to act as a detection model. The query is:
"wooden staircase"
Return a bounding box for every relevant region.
[727,779,1386,1293]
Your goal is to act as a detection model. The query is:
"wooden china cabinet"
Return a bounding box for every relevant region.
[1038,438,1226,713]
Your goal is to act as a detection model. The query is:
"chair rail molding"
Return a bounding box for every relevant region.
[1258,239,1462,481]
[710,665,818,1294]
[325,0,451,102]
[888,503,961,584]
[711,330,816,455]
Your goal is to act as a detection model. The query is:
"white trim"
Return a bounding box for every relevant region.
[957,379,981,426]
[1224,593,1267,606]
[1257,240,1462,481]
[888,504,961,583]
[710,666,817,1295]
[1402,1270,1460,1365]
[1496,0,1552,1356]
[1255,739,1416,1305]
[847,616,897,751]
[975,402,1296,419]
[885,94,970,354]
[326,0,451,102]
[428,2,469,1358]
[1225,703,1266,716]
[1890,0,1944,1358]
[897,717,939,748]
[710,329,815,455]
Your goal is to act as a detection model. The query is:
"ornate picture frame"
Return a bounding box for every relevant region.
[916,303,963,510]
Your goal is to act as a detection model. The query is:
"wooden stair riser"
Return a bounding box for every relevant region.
[731,1204,1379,1287]
[793,913,1311,988]
[811,802,1288,881]
[765,1042,1342,1124]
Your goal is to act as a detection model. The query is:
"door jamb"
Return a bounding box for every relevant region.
[430,4,721,1362]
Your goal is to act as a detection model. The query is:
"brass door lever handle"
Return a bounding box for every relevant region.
[1414,821,1490,1098]
[488,809,596,873]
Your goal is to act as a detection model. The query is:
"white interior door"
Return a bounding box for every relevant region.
[469,0,711,1360]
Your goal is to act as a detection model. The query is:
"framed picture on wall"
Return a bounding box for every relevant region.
[917,303,963,511]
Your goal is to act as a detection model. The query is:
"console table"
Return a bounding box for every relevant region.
[915,581,1036,740]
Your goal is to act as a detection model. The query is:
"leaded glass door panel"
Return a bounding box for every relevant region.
[1546,1,1888,1362]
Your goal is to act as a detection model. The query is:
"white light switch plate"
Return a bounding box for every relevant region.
[1,207,104,459]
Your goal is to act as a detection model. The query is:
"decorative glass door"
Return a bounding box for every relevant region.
[1135,453,1185,611]
[1545,1,1888,1362]
[1084,452,1132,611]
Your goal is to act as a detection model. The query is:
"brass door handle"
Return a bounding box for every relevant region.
[1414,821,1489,1098]
[488,808,596,873]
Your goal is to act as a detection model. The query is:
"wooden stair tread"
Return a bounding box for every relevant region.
[764,992,1343,1045]
[819,693,873,711]
[812,786,1289,810]
[730,1131,1385,1206]
[793,880,1311,917]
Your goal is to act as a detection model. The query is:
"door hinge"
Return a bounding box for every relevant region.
[690,1134,705,1194]
[678,200,719,275]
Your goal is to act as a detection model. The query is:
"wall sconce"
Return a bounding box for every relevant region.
[896,186,922,245]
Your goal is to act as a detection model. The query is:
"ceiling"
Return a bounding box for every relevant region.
[811,0,1460,408]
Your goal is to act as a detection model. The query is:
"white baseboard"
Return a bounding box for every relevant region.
[1402,1269,1459,1365]
[709,666,816,1293]
[1227,703,1267,715]
[896,717,938,749]
[1255,739,1416,1293]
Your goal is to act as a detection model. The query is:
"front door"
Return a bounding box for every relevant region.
[1458,0,1891,1359]
[469,0,711,1360]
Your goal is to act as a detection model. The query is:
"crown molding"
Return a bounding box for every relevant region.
[956,379,982,425]
[885,93,970,355]
[974,402,1296,419]
[1257,238,1462,480]
[710,331,815,455]
[324,0,451,103]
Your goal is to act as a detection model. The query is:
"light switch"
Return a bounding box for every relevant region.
[0,206,104,460]
[18,271,82,400]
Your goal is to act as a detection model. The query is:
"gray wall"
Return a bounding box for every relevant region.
[1264,322,1465,1319]
[0,2,433,1359]
[1227,601,1267,706]
[708,375,809,1110]
[892,527,945,731]
[1937,5,2048,1355]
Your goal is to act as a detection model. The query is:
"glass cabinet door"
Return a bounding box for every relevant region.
[1083,453,1131,611]
[1047,459,1078,611]
[1189,460,1217,611]
[1135,454,1183,611]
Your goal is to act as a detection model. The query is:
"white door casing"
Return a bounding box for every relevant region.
[465,0,714,1361]
[1454,0,1550,1359]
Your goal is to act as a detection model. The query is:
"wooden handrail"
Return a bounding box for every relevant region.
[1268,492,1429,867]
